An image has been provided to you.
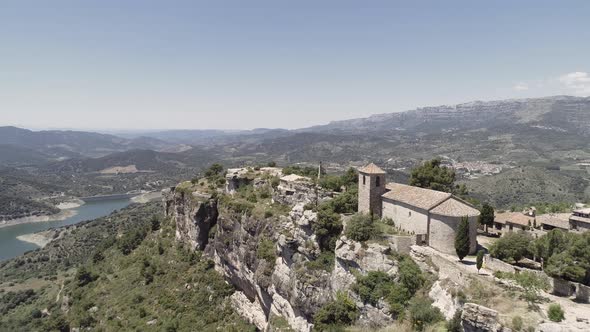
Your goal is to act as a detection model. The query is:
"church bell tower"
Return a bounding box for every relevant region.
[357,163,386,218]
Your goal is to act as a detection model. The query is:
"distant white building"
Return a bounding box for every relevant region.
[357,163,479,255]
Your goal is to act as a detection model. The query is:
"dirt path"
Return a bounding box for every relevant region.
[56,282,64,303]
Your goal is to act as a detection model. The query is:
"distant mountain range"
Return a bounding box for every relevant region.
[303,95,590,135]
[0,126,189,165]
[0,95,589,213]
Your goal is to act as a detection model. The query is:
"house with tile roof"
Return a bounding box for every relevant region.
[358,163,479,255]
[493,211,535,235]
[570,208,590,232]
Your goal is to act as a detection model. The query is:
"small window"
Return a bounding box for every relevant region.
[363,175,366,185]
[376,176,380,187]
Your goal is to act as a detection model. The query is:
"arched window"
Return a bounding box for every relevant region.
[376,176,381,187]
[363,175,366,185]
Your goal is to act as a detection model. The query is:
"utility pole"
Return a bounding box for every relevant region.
[315,161,322,208]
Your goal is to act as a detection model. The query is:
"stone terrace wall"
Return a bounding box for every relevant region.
[384,234,415,254]
[484,255,516,274]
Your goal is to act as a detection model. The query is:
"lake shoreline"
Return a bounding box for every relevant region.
[16,231,54,248]
[0,209,79,229]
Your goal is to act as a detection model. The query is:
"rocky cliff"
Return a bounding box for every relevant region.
[163,179,408,331]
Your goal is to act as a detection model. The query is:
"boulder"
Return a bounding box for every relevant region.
[461,303,501,332]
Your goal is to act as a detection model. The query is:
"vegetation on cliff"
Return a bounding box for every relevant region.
[0,204,253,331]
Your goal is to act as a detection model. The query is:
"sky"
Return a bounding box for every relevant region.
[1,1,589,130]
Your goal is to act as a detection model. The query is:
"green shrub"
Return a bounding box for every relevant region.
[75,266,97,287]
[0,289,37,315]
[330,186,358,214]
[352,271,394,306]
[204,163,224,178]
[118,227,148,255]
[408,296,444,331]
[30,308,42,319]
[257,238,276,261]
[345,213,379,242]
[352,255,425,317]
[489,232,532,263]
[223,199,255,216]
[306,251,335,272]
[446,310,463,332]
[512,315,523,331]
[313,292,359,331]
[543,231,590,285]
[398,254,425,295]
[547,303,564,322]
[151,215,161,231]
[313,203,343,252]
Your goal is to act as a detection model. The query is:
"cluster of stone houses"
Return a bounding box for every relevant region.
[492,205,590,236]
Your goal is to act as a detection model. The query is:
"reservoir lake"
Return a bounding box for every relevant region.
[0,197,131,261]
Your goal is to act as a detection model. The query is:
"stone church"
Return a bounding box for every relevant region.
[358,163,479,255]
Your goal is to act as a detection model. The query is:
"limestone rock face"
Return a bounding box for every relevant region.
[166,186,337,332]
[331,236,400,329]
[164,188,217,251]
[461,303,501,332]
[429,280,460,320]
[230,291,268,330]
[165,184,421,332]
[332,236,397,292]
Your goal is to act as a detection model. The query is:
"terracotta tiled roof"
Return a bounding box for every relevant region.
[382,183,451,211]
[537,213,570,229]
[430,197,480,217]
[358,163,386,174]
[494,212,534,227]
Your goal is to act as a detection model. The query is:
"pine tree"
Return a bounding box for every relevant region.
[479,203,494,233]
[476,250,484,273]
[455,216,470,261]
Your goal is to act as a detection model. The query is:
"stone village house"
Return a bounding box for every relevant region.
[357,163,479,255]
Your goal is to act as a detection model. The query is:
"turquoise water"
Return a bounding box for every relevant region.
[0,198,131,261]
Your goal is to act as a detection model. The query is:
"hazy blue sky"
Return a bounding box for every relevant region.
[1,1,589,130]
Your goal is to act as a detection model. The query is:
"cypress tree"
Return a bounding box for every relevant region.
[455,216,470,261]
[476,249,485,273]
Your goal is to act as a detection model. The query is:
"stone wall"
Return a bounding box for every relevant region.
[429,214,478,255]
[552,277,576,297]
[382,199,429,235]
[411,246,472,286]
[385,234,415,254]
[576,283,590,303]
[484,255,517,274]
[551,277,590,303]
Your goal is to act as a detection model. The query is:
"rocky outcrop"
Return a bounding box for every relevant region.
[461,303,501,332]
[166,187,335,331]
[164,188,218,251]
[332,236,397,292]
[165,184,426,331]
[429,280,461,320]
